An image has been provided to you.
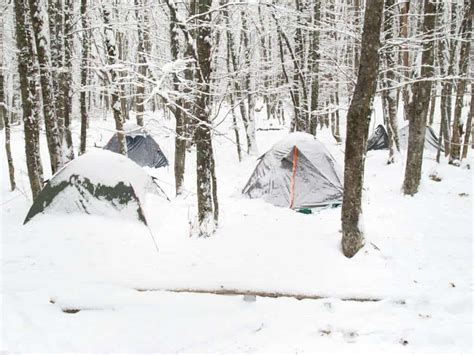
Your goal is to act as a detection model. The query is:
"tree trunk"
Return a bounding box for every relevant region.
[102,4,127,155]
[226,21,242,162]
[13,0,43,198]
[1,13,15,191]
[309,0,320,135]
[28,0,63,174]
[60,0,74,162]
[165,0,195,195]
[226,15,254,155]
[79,0,89,155]
[403,0,436,195]
[428,87,436,126]
[195,0,218,237]
[240,12,258,155]
[382,0,399,164]
[134,0,148,127]
[449,0,471,164]
[399,1,410,120]
[341,0,384,258]
[461,84,473,160]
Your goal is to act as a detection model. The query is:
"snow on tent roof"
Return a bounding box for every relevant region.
[24,150,162,225]
[242,132,343,209]
[104,124,168,168]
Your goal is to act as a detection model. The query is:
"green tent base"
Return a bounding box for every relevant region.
[296,203,341,215]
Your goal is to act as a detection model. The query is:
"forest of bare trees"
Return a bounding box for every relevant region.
[1,0,472,255]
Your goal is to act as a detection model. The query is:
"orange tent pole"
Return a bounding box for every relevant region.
[289,146,298,209]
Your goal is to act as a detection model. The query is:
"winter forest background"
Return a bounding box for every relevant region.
[0,0,472,352]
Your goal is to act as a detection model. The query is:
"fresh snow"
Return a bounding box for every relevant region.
[1,104,472,353]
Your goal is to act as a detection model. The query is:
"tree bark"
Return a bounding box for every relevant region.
[309,0,320,135]
[461,84,473,160]
[403,0,436,195]
[28,0,63,174]
[449,0,471,164]
[381,0,399,164]
[225,11,242,162]
[13,0,43,198]
[134,0,148,127]
[1,13,15,190]
[60,0,74,162]
[79,0,89,155]
[240,11,258,154]
[341,0,384,258]
[195,0,218,237]
[102,4,127,155]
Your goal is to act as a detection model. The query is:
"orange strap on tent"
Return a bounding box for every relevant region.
[289,146,298,209]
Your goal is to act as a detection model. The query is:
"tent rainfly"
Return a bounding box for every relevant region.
[24,150,165,225]
[242,132,343,209]
[367,124,443,152]
[104,123,168,168]
[367,125,389,151]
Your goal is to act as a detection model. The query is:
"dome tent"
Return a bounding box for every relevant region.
[24,150,164,225]
[242,132,343,209]
[398,125,443,152]
[104,123,168,168]
[367,124,443,152]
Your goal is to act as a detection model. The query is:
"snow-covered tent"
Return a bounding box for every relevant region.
[367,125,389,151]
[24,150,164,225]
[398,125,442,152]
[104,123,168,168]
[242,132,343,209]
[367,124,443,152]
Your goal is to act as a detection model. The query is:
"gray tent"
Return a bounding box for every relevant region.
[398,125,442,152]
[242,133,343,209]
[367,124,443,152]
[24,150,164,225]
[104,124,168,168]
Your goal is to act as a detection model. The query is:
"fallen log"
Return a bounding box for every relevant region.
[134,287,399,303]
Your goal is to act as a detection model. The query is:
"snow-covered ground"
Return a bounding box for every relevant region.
[1,104,472,353]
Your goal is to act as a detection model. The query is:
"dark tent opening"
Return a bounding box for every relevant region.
[104,125,168,168]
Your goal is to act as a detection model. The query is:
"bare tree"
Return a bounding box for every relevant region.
[381,0,399,164]
[461,84,473,160]
[449,0,471,165]
[79,0,89,155]
[1,12,15,191]
[134,0,149,127]
[403,0,437,195]
[60,0,74,162]
[102,3,127,155]
[341,0,384,258]
[13,0,43,198]
[28,0,63,174]
[195,0,218,237]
